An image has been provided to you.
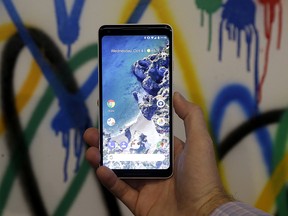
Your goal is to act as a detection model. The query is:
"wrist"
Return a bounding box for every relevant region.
[196,187,234,216]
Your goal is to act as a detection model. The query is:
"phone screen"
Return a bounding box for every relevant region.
[99,25,173,178]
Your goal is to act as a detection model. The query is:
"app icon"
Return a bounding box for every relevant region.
[120,141,128,149]
[156,117,166,126]
[107,99,116,108]
[157,99,165,108]
[107,140,116,149]
[107,118,115,126]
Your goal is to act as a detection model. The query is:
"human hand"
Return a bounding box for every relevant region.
[84,92,233,216]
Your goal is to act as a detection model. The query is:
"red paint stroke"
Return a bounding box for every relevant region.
[257,0,282,102]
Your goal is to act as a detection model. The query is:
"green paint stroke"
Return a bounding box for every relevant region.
[53,160,91,216]
[0,43,98,215]
[274,109,288,216]
[195,0,222,51]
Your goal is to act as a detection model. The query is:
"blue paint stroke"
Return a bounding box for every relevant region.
[3,0,91,182]
[57,0,152,178]
[54,0,85,58]
[127,0,151,23]
[79,65,98,100]
[210,84,272,174]
[3,0,150,182]
[219,0,260,102]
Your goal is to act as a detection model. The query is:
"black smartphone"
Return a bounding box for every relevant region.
[98,24,173,178]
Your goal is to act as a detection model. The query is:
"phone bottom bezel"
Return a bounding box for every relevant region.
[113,168,173,179]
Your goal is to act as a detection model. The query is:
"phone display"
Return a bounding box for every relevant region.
[98,25,173,178]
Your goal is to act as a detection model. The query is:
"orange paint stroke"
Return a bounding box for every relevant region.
[0,23,16,41]
[118,0,139,23]
[0,60,42,134]
[255,153,288,213]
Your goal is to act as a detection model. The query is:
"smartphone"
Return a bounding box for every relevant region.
[98,24,173,178]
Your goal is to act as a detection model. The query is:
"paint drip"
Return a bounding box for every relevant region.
[54,0,85,58]
[219,0,260,103]
[195,0,222,50]
[257,0,282,102]
[52,94,91,182]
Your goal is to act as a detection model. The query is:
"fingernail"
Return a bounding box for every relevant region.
[174,91,185,100]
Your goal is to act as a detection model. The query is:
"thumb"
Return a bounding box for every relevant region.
[173,92,212,152]
[173,92,208,137]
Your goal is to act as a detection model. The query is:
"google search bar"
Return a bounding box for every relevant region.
[109,154,165,162]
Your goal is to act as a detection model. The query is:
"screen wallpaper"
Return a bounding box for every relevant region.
[101,35,170,170]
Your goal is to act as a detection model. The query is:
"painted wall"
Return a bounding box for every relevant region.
[0,0,287,215]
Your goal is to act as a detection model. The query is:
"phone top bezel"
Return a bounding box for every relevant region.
[98,24,173,179]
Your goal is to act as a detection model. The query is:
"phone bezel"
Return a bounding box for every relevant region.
[98,24,173,179]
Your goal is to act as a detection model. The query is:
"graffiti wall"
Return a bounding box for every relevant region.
[0,0,287,215]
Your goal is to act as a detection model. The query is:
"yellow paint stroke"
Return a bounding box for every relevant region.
[255,154,288,212]
[0,23,16,41]
[118,0,139,23]
[0,60,42,134]
[150,0,230,189]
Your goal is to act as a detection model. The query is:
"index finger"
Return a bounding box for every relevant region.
[83,127,100,148]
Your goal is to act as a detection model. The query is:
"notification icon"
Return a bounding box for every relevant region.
[107,99,116,108]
